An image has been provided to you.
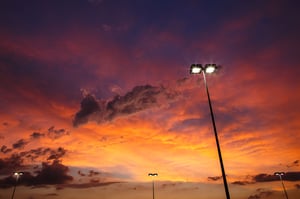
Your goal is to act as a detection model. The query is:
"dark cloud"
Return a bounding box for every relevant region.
[34,160,73,185]
[77,170,100,177]
[283,172,300,181]
[253,174,277,182]
[73,94,101,127]
[1,145,12,154]
[0,160,73,188]
[208,176,222,181]
[12,139,29,149]
[0,147,67,176]
[232,181,253,185]
[73,84,178,127]
[0,128,68,158]
[248,188,273,199]
[47,126,69,139]
[47,147,66,161]
[0,172,33,188]
[21,147,51,162]
[30,132,45,139]
[232,171,300,186]
[0,154,23,175]
[23,147,66,163]
[253,172,300,182]
[30,127,69,140]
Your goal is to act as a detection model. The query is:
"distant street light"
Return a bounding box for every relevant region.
[148,173,158,199]
[274,172,289,199]
[190,64,231,199]
[11,172,23,199]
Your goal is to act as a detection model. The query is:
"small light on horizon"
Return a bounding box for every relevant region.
[148,173,158,176]
[274,172,285,176]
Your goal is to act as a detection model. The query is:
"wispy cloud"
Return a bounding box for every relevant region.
[56,181,121,189]
[207,176,222,181]
[287,160,299,168]
[30,126,70,140]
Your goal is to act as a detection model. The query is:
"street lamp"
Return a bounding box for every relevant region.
[148,173,158,199]
[274,172,289,199]
[190,64,231,199]
[11,172,23,199]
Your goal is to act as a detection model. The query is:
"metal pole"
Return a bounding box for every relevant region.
[148,173,157,199]
[152,179,155,199]
[11,184,17,199]
[202,71,231,199]
[11,176,19,199]
[279,175,289,199]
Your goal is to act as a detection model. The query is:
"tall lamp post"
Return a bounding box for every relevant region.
[190,64,231,199]
[148,173,158,199]
[11,172,23,199]
[274,172,289,199]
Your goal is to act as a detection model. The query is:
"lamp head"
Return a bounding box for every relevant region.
[274,172,285,176]
[190,64,219,74]
[204,64,217,73]
[14,172,23,176]
[190,64,203,74]
[148,173,158,176]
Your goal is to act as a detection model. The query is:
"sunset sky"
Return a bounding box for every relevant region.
[0,0,300,199]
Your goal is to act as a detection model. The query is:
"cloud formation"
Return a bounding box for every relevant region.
[253,172,300,182]
[30,132,45,139]
[287,160,299,168]
[73,84,178,126]
[56,181,121,189]
[252,174,277,182]
[232,181,254,185]
[0,145,12,154]
[248,188,273,199]
[12,139,29,149]
[0,154,23,175]
[34,160,73,185]
[30,126,70,140]
[0,160,73,188]
[0,126,70,158]
[0,147,67,175]
[232,171,300,186]
[207,176,222,181]
[47,126,69,139]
